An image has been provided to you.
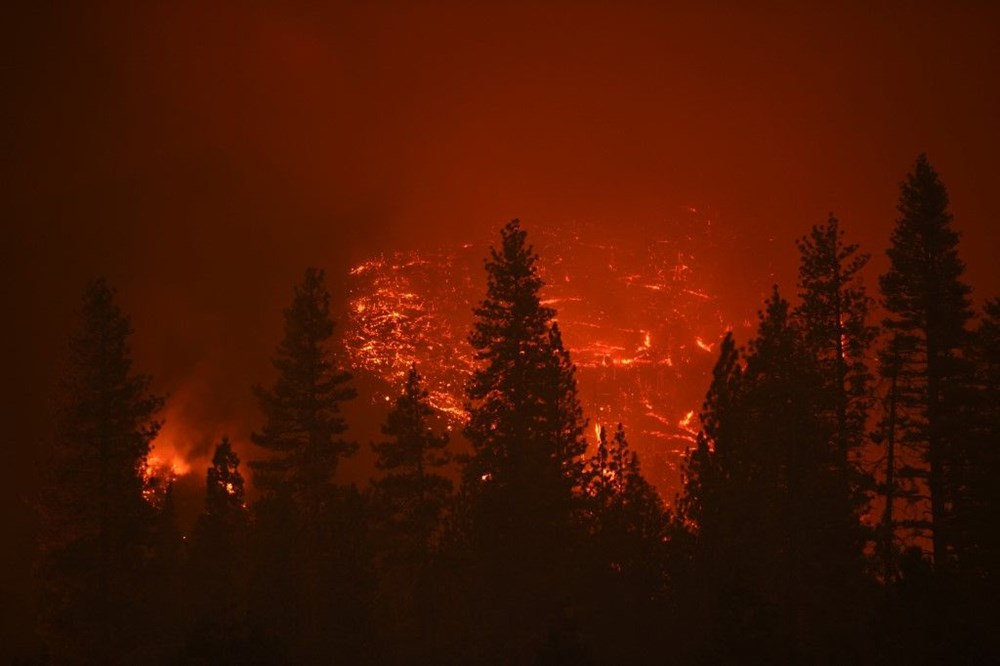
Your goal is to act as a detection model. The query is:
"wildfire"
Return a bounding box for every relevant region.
[137,384,240,501]
[146,453,191,477]
[344,216,753,494]
[678,410,697,434]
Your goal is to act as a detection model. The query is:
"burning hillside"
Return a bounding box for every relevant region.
[344,213,757,493]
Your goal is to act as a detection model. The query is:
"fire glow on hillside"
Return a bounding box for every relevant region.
[344,214,756,493]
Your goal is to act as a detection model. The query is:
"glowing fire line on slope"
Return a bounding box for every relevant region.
[344,220,752,494]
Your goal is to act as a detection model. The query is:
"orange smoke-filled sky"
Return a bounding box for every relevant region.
[3,2,999,651]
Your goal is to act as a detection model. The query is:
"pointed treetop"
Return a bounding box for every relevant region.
[373,363,450,474]
[206,436,245,515]
[898,153,950,222]
[250,267,357,499]
[881,153,972,333]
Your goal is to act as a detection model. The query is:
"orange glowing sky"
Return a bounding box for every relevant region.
[4,3,1000,652]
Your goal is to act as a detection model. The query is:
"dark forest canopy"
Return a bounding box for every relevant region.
[22,156,1000,663]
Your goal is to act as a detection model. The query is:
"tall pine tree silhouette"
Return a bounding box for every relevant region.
[959,300,1000,580]
[582,423,666,586]
[372,364,452,557]
[194,439,248,604]
[37,279,164,662]
[879,154,973,571]
[458,219,588,662]
[370,365,452,660]
[464,220,586,540]
[248,267,368,662]
[579,423,668,663]
[186,437,253,662]
[250,267,357,506]
[794,214,876,506]
[675,289,866,661]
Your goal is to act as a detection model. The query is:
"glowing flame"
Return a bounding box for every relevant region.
[145,451,190,479]
[344,218,754,495]
[678,410,697,433]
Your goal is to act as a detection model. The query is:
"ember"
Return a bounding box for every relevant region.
[345,215,755,492]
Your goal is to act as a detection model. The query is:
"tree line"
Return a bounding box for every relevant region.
[34,154,998,663]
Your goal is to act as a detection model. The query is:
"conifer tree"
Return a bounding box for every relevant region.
[960,299,1000,581]
[187,438,251,662]
[464,219,587,541]
[793,214,876,500]
[37,279,164,662]
[457,219,588,662]
[250,267,357,507]
[580,424,668,662]
[961,298,1000,657]
[148,478,186,657]
[873,333,908,583]
[193,437,248,590]
[372,364,452,554]
[206,437,246,517]
[370,365,452,659]
[248,267,367,662]
[878,154,974,570]
[583,423,666,575]
[675,288,865,661]
[674,333,742,538]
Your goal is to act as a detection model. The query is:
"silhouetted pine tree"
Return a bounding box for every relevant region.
[250,267,357,506]
[36,279,165,662]
[873,333,910,583]
[926,296,1000,660]
[206,437,247,517]
[372,364,452,552]
[949,298,1000,656]
[794,214,876,509]
[583,423,666,587]
[579,423,668,662]
[878,154,974,570]
[674,289,867,662]
[185,438,251,661]
[370,365,453,661]
[963,299,1000,583]
[248,267,369,662]
[147,477,187,657]
[455,219,588,662]
[464,220,586,536]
